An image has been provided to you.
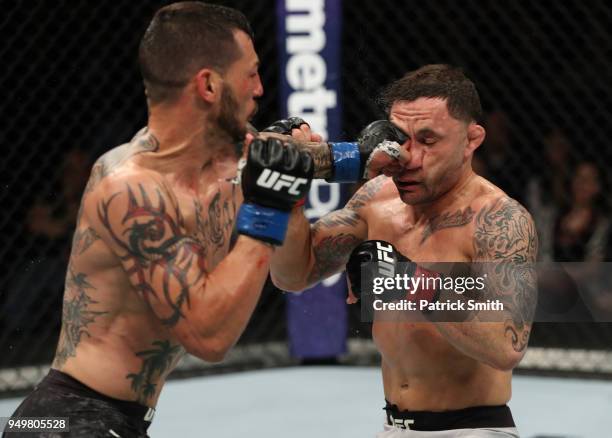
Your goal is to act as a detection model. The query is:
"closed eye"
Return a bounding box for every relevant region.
[420,137,438,145]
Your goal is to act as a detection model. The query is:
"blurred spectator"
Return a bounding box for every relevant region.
[4,148,91,336]
[479,110,524,201]
[534,160,609,322]
[552,162,612,322]
[526,128,573,261]
[554,161,609,262]
[27,148,91,255]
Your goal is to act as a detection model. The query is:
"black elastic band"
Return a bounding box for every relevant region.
[384,400,515,431]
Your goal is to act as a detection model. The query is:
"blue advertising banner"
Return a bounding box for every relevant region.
[276,0,348,359]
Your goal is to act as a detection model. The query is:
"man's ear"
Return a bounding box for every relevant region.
[465,123,486,158]
[195,68,221,104]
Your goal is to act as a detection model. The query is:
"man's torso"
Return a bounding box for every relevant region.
[52,129,241,406]
[364,176,511,411]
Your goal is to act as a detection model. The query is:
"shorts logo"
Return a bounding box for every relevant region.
[376,241,395,277]
[389,416,415,430]
[257,169,308,195]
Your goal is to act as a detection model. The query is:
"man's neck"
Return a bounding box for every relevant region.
[145,103,235,176]
[412,169,477,221]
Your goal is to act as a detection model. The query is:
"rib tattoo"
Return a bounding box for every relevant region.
[126,340,184,403]
[54,269,108,367]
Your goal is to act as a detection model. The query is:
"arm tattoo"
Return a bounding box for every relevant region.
[71,227,100,255]
[307,177,385,283]
[308,233,363,284]
[314,209,360,229]
[126,340,184,403]
[53,269,108,367]
[474,197,538,352]
[310,143,333,179]
[194,185,237,258]
[421,207,474,244]
[84,160,110,195]
[289,140,333,179]
[98,183,206,327]
[313,176,385,232]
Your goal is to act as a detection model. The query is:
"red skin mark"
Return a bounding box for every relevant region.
[256,255,270,269]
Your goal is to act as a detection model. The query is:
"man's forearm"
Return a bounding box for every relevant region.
[434,321,525,371]
[295,141,333,179]
[187,237,273,361]
[424,269,530,370]
[269,207,315,291]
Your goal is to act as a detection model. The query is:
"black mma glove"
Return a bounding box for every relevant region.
[262,117,308,134]
[237,138,313,245]
[327,121,408,182]
[346,240,441,308]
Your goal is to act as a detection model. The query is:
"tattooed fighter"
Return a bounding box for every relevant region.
[4,3,313,437]
[271,65,537,437]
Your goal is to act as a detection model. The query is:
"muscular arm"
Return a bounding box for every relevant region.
[270,177,385,291]
[92,173,272,362]
[434,197,538,370]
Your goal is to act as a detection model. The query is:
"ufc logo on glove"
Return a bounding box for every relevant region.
[256,169,308,195]
[376,241,396,277]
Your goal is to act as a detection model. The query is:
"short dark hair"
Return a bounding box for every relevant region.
[139,1,254,103]
[380,64,482,123]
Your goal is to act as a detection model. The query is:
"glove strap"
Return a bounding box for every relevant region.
[327,142,360,182]
[236,203,290,246]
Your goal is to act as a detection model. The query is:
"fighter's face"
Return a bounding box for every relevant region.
[220,30,263,142]
[389,98,473,205]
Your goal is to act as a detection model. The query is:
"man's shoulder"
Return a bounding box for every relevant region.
[468,176,531,219]
[86,128,162,195]
[83,159,169,208]
[362,175,397,202]
[470,182,538,261]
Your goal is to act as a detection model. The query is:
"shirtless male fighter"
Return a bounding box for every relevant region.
[4,3,313,437]
[270,64,538,437]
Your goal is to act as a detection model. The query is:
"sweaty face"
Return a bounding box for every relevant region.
[389,98,470,205]
[219,30,263,144]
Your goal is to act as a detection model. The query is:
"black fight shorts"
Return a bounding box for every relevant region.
[2,369,154,438]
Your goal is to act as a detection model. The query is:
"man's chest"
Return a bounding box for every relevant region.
[366,200,475,263]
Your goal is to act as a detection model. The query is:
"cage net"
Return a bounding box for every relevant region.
[1,0,612,396]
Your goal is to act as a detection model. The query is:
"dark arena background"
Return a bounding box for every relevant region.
[1,1,612,436]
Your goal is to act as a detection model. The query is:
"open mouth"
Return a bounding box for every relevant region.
[395,180,420,190]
